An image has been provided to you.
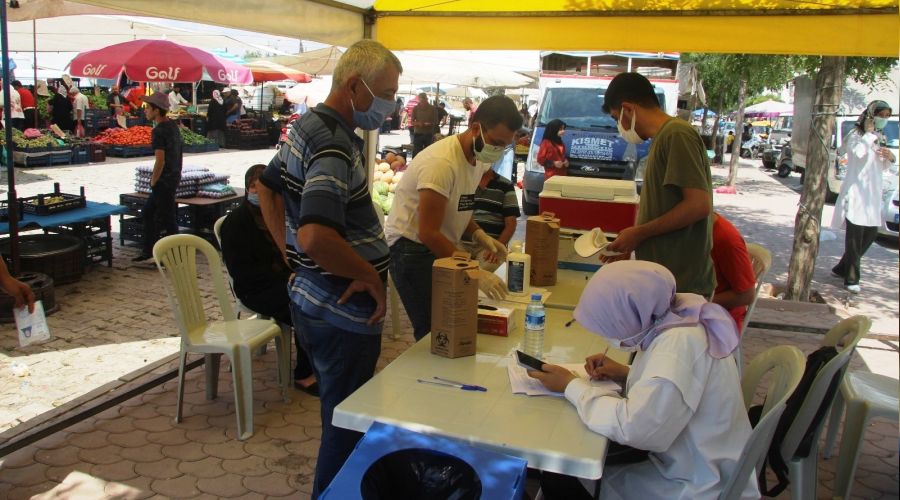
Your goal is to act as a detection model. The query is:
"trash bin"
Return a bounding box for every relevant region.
[320,422,527,500]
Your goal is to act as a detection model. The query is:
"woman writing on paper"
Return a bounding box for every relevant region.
[528,260,757,499]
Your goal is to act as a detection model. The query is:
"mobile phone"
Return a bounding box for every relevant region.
[516,350,546,372]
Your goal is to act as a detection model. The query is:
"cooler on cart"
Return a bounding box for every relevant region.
[538,176,639,233]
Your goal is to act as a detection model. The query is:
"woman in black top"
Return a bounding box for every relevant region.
[48,86,74,132]
[206,89,227,147]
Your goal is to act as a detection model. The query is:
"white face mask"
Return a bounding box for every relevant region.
[617,108,643,144]
[607,317,662,352]
[474,125,508,164]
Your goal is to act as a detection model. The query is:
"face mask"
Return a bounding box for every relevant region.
[617,108,643,144]
[247,192,260,206]
[351,79,396,131]
[607,317,662,352]
[874,117,888,130]
[473,125,507,163]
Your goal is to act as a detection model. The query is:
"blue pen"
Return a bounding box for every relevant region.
[416,376,487,392]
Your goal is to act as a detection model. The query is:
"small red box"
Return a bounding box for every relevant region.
[477,303,517,337]
[539,177,638,233]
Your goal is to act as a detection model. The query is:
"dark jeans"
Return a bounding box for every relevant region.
[412,132,433,158]
[142,183,178,256]
[539,442,650,500]
[11,118,25,131]
[23,109,37,129]
[240,288,313,381]
[833,218,879,286]
[291,307,381,499]
[389,238,436,341]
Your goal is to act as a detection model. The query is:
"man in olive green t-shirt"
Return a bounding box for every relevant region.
[601,73,716,296]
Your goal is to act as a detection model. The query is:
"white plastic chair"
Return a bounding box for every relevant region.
[823,371,899,499]
[734,243,772,376]
[718,345,806,500]
[153,234,290,440]
[775,315,870,500]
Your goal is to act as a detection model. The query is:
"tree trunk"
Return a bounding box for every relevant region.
[701,107,709,133]
[785,56,846,301]
[710,94,724,164]
[727,78,748,186]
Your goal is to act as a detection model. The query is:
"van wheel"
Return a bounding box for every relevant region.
[777,164,792,178]
[521,191,539,216]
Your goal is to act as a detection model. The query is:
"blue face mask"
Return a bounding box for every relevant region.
[351,79,395,131]
[247,192,260,206]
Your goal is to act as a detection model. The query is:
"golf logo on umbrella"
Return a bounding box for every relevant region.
[146,66,182,81]
[82,64,107,77]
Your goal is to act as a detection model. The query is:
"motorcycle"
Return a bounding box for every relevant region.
[740,136,763,159]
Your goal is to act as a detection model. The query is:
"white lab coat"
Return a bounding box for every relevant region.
[831,129,890,229]
[564,326,759,500]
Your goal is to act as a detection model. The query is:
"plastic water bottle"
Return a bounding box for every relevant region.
[524,293,545,359]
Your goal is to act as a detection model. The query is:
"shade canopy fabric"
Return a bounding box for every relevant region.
[68,0,898,57]
[284,77,333,107]
[263,47,344,77]
[743,100,793,117]
[244,60,312,83]
[69,39,253,84]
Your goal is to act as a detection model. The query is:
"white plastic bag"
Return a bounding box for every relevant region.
[15,300,51,347]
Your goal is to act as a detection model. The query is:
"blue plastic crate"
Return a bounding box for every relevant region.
[321,422,527,500]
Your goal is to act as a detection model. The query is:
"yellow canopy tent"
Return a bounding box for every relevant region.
[66,0,897,56]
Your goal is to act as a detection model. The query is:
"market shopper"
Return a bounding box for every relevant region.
[602,72,716,297]
[411,92,437,157]
[48,85,74,132]
[69,87,89,137]
[225,88,243,125]
[107,85,125,119]
[257,40,402,498]
[132,93,183,263]
[830,100,896,294]
[0,80,25,130]
[206,90,227,147]
[463,97,478,123]
[385,95,521,341]
[220,164,317,395]
[528,260,755,500]
[710,213,756,329]
[12,81,36,129]
[537,118,569,179]
[460,168,520,272]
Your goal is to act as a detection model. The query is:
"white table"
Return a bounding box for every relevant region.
[333,308,630,479]
[494,263,595,311]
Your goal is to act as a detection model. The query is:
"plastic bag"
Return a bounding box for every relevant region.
[15,300,51,347]
[361,448,482,500]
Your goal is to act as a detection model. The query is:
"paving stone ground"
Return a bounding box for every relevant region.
[0,143,896,498]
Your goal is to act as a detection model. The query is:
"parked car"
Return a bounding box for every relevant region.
[879,186,899,239]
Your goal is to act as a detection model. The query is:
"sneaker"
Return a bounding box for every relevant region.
[845,284,861,294]
[131,254,153,263]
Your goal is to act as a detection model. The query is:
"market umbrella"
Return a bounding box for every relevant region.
[245,60,311,84]
[743,100,792,118]
[284,76,332,108]
[68,39,252,85]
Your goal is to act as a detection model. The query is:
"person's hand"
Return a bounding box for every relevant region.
[472,229,508,263]
[553,160,565,169]
[1,275,35,313]
[527,364,578,393]
[601,226,643,263]
[584,353,629,383]
[877,147,895,162]
[477,268,508,300]
[338,278,386,326]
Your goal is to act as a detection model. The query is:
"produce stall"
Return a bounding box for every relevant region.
[371,154,407,215]
[180,127,219,153]
[225,118,271,150]
[92,126,155,158]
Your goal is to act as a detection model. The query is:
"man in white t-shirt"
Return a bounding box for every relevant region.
[69,87,90,136]
[0,81,25,130]
[385,95,523,341]
[168,86,188,111]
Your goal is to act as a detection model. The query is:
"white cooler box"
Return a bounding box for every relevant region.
[539,177,639,233]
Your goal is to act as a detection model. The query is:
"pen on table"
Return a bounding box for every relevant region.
[565,318,575,327]
[416,377,487,392]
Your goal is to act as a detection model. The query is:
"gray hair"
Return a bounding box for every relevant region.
[332,40,403,91]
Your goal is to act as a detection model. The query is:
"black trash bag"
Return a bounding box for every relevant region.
[360,448,482,500]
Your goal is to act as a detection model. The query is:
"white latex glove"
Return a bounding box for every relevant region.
[472,228,508,263]
[477,268,508,300]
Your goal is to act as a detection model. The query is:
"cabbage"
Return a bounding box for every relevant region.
[373,181,390,196]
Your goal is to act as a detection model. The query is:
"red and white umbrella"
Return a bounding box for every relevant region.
[69,39,252,85]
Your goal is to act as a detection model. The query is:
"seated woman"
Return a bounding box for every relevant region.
[220,164,317,396]
[529,260,758,500]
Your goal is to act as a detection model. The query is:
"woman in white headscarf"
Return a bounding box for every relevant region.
[529,260,758,500]
[206,89,227,147]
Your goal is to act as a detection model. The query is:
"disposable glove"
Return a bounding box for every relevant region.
[472,228,508,263]
[477,268,508,300]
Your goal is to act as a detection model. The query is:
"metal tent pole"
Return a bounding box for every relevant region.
[2,1,21,274]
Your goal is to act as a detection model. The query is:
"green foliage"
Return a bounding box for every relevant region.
[793,56,897,85]
[746,94,783,107]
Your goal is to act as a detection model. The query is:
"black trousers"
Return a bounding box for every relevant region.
[833,219,879,286]
[141,183,178,256]
[412,132,433,158]
[23,109,37,129]
[239,286,314,381]
[538,442,650,500]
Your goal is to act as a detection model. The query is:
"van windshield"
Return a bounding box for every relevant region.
[537,87,667,130]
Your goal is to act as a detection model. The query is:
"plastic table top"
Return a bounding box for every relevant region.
[495,262,595,311]
[0,201,127,234]
[333,308,630,480]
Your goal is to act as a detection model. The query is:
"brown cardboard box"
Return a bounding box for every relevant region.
[431,252,480,358]
[526,212,560,286]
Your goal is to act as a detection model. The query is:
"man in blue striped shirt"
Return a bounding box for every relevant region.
[257,40,402,498]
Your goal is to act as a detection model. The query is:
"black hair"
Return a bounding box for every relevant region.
[245,164,266,192]
[543,119,566,146]
[11,80,21,88]
[147,103,165,114]
[471,95,523,132]
[601,72,660,114]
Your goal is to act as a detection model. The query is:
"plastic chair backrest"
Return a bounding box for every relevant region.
[778,315,870,462]
[741,243,772,335]
[153,234,237,341]
[213,215,226,247]
[720,345,805,500]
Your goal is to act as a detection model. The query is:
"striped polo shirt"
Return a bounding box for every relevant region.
[264,104,388,335]
[472,173,521,239]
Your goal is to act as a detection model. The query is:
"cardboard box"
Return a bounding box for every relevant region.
[539,176,639,233]
[477,301,519,337]
[526,212,560,286]
[431,252,479,358]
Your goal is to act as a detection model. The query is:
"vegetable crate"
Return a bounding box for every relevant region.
[70,146,90,165]
[13,149,74,167]
[19,184,87,216]
[183,142,219,154]
[106,145,154,158]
